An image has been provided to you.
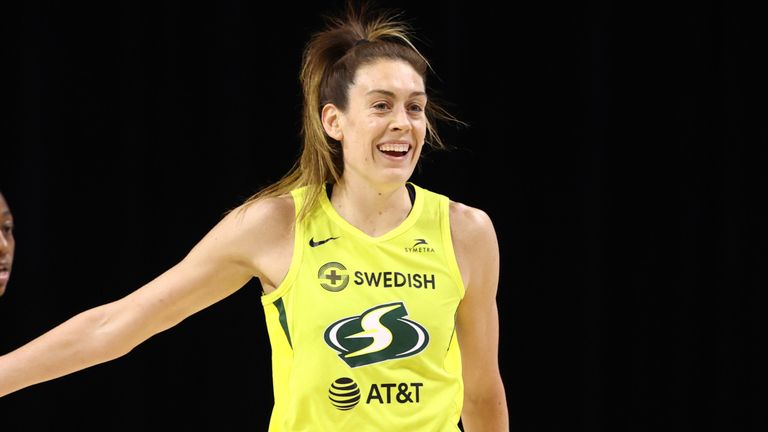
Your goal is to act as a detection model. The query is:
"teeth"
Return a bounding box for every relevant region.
[378,143,409,152]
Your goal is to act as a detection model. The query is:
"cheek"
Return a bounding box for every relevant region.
[341,138,371,163]
[414,121,428,144]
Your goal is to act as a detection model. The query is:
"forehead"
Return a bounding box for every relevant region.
[351,59,426,96]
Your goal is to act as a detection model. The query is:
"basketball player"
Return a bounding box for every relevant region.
[0,3,508,430]
[0,192,14,297]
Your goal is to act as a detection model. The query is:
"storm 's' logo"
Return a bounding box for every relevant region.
[324,302,429,368]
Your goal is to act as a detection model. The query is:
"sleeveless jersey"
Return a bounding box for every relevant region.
[261,182,466,431]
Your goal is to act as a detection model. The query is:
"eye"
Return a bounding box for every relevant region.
[372,101,390,111]
[1,223,13,235]
[408,103,425,113]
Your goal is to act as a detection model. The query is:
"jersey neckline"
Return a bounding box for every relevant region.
[319,182,425,243]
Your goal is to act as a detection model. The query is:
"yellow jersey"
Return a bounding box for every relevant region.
[261,183,465,431]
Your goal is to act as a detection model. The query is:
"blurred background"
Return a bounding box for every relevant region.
[2,0,766,430]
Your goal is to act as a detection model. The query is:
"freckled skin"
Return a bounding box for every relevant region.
[336,60,428,190]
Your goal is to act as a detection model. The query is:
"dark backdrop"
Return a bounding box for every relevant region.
[2,1,766,430]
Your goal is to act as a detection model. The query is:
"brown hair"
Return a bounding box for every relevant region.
[240,2,460,221]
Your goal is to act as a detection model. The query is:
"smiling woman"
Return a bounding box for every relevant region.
[0,192,14,297]
[0,2,508,430]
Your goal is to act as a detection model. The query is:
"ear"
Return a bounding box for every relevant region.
[321,104,343,141]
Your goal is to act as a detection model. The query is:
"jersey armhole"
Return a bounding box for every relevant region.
[261,190,305,306]
[440,195,466,300]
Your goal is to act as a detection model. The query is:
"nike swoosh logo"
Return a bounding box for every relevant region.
[309,236,340,247]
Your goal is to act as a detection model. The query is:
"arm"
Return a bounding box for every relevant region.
[451,202,509,431]
[0,196,294,397]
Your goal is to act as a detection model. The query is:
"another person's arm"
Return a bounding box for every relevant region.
[452,202,509,431]
[0,197,292,397]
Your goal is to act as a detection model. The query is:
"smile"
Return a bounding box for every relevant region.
[376,143,410,156]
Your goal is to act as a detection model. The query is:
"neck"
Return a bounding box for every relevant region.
[329,180,413,237]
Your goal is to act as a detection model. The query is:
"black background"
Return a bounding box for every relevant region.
[2,1,766,430]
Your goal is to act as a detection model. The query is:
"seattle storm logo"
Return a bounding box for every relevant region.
[324,302,429,368]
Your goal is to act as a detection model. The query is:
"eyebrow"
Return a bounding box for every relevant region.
[366,89,427,98]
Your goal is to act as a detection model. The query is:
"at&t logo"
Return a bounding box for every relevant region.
[328,377,424,411]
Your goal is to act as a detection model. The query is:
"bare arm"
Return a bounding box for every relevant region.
[0,197,294,397]
[452,202,509,431]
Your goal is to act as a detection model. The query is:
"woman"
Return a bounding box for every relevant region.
[0,191,14,297]
[0,4,508,430]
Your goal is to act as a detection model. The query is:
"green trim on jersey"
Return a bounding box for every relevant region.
[262,183,466,431]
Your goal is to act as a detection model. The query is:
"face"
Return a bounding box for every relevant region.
[324,59,428,189]
[0,193,14,296]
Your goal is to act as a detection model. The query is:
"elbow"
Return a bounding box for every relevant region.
[462,379,509,430]
[81,303,145,362]
[464,388,507,413]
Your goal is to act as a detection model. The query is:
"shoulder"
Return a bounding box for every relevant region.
[448,200,497,244]
[411,183,498,249]
[205,194,296,259]
[216,194,297,284]
[448,200,499,290]
[225,194,296,239]
[235,194,295,222]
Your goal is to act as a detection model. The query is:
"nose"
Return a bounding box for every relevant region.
[389,106,412,132]
[0,232,11,255]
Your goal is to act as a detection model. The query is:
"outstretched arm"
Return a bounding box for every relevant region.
[0,198,290,397]
[452,203,509,431]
